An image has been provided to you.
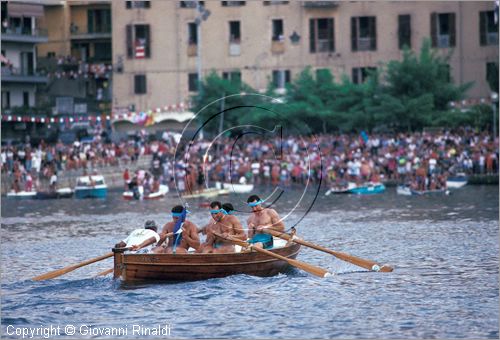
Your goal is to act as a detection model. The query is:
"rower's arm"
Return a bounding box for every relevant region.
[247,217,255,239]
[131,236,157,251]
[268,209,285,232]
[183,223,201,250]
[232,218,247,241]
[155,224,170,246]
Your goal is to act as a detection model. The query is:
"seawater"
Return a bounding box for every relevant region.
[1,185,498,339]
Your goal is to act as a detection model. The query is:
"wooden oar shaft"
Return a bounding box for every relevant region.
[214,232,331,278]
[263,229,393,272]
[95,268,113,277]
[32,252,114,281]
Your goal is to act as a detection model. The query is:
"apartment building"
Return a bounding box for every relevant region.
[111,1,498,115]
[1,1,48,112]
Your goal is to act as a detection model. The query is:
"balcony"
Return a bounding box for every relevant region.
[70,27,112,40]
[1,66,48,84]
[271,41,285,54]
[187,43,197,57]
[1,27,48,43]
[302,1,338,8]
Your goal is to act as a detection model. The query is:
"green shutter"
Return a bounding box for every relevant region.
[449,13,456,47]
[430,13,437,47]
[309,19,316,53]
[351,17,357,51]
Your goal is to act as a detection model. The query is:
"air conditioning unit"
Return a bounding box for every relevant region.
[438,35,450,48]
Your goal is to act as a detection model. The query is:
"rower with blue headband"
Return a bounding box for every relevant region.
[246,194,285,250]
[151,205,201,254]
[198,201,247,254]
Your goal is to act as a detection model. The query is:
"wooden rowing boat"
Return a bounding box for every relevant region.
[112,241,300,282]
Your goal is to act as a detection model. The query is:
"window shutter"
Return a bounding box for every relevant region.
[480,12,487,46]
[309,19,316,53]
[126,25,133,58]
[370,17,377,50]
[87,10,94,33]
[145,25,151,58]
[328,18,335,52]
[145,1,151,8]
[430,13,437,47]
[126,1,132,9]
[351,17,357,51]
[449,13,456,47]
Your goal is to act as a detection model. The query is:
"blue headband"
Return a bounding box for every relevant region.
[210,209,227,215]
[248,199,264,207]
[172,209,190,217]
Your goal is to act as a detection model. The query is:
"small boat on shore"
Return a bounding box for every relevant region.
[396,185,449,196]
[326,182,385,195]
[123,185,169,200]
[215,181,254,194]
[182,187,230,199]
[75,175,107,199]
[446,174,468,189]
[112,239,300,282]
[6,187,74,199]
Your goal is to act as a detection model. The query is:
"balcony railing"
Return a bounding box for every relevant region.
[1,66,48,83]
[302,1,338,8]
[70,27,112,40]
[1,27,48,43]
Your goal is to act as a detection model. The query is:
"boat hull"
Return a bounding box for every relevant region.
[123,185,169,200]
[36,188,74,199]
[113,243,301,282]
[75,186,107,198]
[348,184,385,195]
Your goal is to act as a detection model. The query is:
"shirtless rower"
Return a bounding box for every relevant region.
[199,201,246,253]
[152,205,200,254]
[246,194,285,249]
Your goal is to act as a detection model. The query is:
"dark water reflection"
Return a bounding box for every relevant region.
[1,185,498,339]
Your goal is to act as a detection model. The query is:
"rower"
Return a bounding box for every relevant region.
[152,205,200,254]
[246,194,285,249]
[115,220,160,253]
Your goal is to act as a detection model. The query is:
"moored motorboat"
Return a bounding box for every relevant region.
[112,239,300,282]
[396,185,449,196]
[446,174,468,189]
[123,184,169,200]
[347,182,385,195]
[35,187,74,199]
[182,187,230,199]
[6,190,36,199]
[75,175,108,198]
[215,181,254,194]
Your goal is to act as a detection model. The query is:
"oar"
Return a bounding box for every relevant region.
[263,228,393,272]
[31,247,130,281]
[213,232,331,278]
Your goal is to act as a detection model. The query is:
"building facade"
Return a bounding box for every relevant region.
[111,1,498,115]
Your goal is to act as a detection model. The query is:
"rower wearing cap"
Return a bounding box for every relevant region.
[246,194,285,249]
[200,201,246,253]
[152,205,200,254]
[115,220,160,253]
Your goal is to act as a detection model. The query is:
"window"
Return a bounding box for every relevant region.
[126,1,151,9]
[398,14,411,49]
[222,71,241,86]
[263,1,289,5]
[188,22,197,45]
[431,13,456,48]
[229,21,241,43]
[272,70,291,89]
[23,92,29,107]
[126,24,151,58]
[47,51,56,58]
[480,11,498,46]
[2,91,10,109]
[310,18,334,53]
[188,73,199,92]
[351,16,376,51]
[87,9,111,33]
[222,1,245,6]
[486,62,498,89]
[134,75,147,94]
[180,1,204,8]
[272,19,284,41]
[352,67,376,84]
[94,42,112,61]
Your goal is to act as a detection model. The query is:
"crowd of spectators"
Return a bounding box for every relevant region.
[2,128,498,193]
